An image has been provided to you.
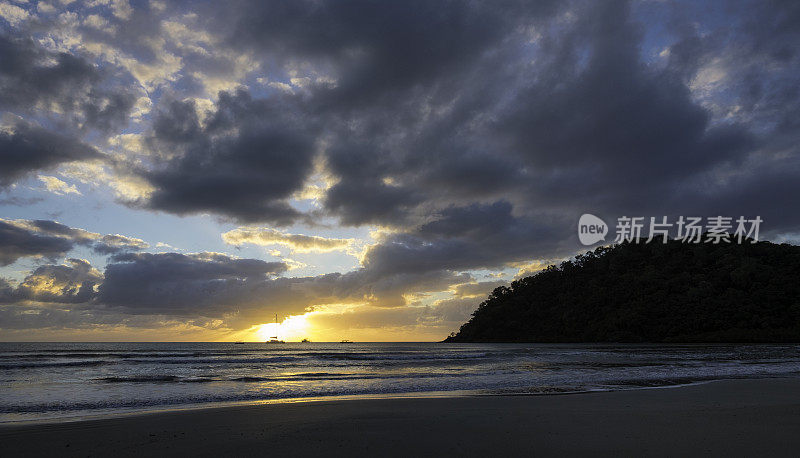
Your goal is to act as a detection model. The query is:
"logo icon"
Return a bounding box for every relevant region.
[578,214,608,245]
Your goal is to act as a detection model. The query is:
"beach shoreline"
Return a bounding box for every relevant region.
[3,377,800,457]
[0,388,484,427]
[0,378,718,427]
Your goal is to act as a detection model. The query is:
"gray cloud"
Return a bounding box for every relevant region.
[0,34,96,114]
[361,202,566,277]
[452,280,508,299]
[0,307,107,331]
[0,33,135,133]
[141,92,318,224]
[0,122,101,189]
[0,219,149,265]
[96,250,468,318]
[0,219,75,266]
[93,234,151,255]
[2,0,800,334]
[0,32,135,190]
[8,258,103,304]
[99,0,797,238]
[98,252,289,314]
[226,0,557,102]
[0,245,473,329]
[428,297,482,324]
[222,227,353,253]
[309,0,798,260]
[122,0,560,225]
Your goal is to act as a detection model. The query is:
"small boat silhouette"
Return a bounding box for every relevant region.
[267,314,284,343]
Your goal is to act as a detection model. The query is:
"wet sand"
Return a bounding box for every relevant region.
[3,378,800,457]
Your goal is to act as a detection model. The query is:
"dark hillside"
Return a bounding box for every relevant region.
[445,239,800,342]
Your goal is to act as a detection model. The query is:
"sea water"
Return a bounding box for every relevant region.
[2,342,799,422]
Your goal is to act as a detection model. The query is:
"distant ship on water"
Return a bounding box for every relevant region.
[267,314,284,343]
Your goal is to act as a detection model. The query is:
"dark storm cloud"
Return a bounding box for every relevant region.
[122,1,793,233]
[0,219,148,265]
[129,0,561,225]
[96,250,468,317]
[0,34,97,112]
[92,234,150,255]
[324,268,472,309]
[0,247,471,328]
[3,0,795,237]
[321,5,796,280]
[0,219,75,266]
[322,176,423,227]
[142,91,318,224]
[0,278,13,303]
[227,0,558,102]
[742,0,800,61]
[6,258,103,304]
[0,306,104,330]
[0,259,102,332]
[0,252,292,327]
[29,220,149,255]
[3,0,800,332]
[23,219,98,243]
[0,32,135,191]
[131,0,800,297]
[306,0,796,248]
[733,0,800,144]
[0,33,135,133]
[644,0,800,230]
[81,91,137,135]
[496,1,756,211]
[0,122,100,189]
[98,252,289,313]
[174,0,770,231]
[361,202,566,277]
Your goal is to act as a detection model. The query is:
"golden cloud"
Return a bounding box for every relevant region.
[38,175,82,196]
[222,227,354,253]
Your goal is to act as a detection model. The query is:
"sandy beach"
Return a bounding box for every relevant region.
[3,378,800,457]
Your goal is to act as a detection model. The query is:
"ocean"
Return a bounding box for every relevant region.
[2,342,799,423]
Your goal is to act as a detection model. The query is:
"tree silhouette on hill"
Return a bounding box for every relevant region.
[445,238,800,342]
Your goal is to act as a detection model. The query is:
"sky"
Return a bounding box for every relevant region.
[0,0,799,341]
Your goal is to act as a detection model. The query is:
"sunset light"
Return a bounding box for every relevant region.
[2,0,800,455]
[253,315,311,342]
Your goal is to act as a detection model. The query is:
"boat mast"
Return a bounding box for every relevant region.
[270,314,279,340]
